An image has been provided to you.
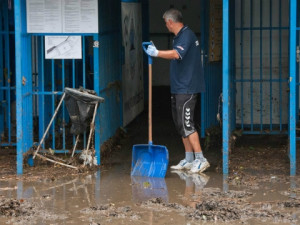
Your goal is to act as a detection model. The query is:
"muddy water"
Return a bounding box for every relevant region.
[0,168,299,225]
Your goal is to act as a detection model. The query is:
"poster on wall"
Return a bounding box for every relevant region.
[121,2,144,126]
[45,36,82,59]
[209,0,222,62]
[26,0,98,33]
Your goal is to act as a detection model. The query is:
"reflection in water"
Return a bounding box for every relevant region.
[0,170,299,224]
[290,176,297,199]
[290,176,298,224]
[171,171,209,209]
[131,176,168,203]
[11,170,103,204]
[17,181,23,199]
[223,174,229,193]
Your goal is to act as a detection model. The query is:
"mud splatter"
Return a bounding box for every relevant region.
[0,196,67,225]
[0,198,34,217]
[82,203,141,220]
[138,188,299,223]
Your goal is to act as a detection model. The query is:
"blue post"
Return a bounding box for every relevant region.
[38,37,45,148]
[62,60,66,151]
[51,60,55,149]
[260,0,263,131]
[279,0,283,131]
[83,37,86,89]
[200,0,207,138]
[14,0,23,175]
[83,38,87,148]
[240,0,244,130]
[0,4,4,140]
[93,34,101,165]
[269,0,273,131]
[222,0,229,175]
[14,0,24,175]
[289,0,297,176]
[250,0,253,132]
[15,0,33,174]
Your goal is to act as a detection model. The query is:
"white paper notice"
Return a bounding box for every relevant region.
[27,0,98,33]
[45,36,82,59]
[62,0,80,33]
[79,0,99,33]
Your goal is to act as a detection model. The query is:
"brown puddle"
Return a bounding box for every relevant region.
[0,168,299,225]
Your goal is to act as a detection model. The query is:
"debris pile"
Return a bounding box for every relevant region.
[0,198,33,217]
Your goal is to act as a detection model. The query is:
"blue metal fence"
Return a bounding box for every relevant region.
[32,35,97,154]
[8,0,123,174]
[234,0,289,135]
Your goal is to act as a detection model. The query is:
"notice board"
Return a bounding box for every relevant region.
[26,0,98,33]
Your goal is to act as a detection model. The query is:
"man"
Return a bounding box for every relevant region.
[146,8,209,173]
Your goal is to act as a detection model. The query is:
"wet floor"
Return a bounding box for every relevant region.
[0,168,299,224]
[1,87,300,224]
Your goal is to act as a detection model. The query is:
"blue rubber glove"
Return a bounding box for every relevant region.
[146,45,159,57]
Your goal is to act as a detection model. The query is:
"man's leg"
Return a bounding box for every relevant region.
[183,132,201,152]
[170,94,194,170]
[183,132,209,173]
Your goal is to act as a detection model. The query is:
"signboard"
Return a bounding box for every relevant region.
[26,0,98,33]
[121,2,144,126]
[209,0,222,62]
[45,36,82,59]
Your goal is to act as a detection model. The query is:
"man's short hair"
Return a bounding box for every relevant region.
[163,8,183,23]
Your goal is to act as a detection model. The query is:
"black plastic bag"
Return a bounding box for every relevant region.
[64,87,104,135]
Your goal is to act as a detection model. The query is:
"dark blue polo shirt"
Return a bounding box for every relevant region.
[170,26,205,94]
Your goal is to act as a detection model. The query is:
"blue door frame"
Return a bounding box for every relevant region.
[15,0,33,175]
[222,0,230,174]
[289,0,297,176]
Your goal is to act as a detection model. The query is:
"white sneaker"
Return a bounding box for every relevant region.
[170,159,193,170]
[192,173,210,188]
[189,159,210,173]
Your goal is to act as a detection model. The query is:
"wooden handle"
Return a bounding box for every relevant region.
[148,64,152,143]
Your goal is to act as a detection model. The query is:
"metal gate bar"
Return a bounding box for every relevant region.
[0,1,16,146]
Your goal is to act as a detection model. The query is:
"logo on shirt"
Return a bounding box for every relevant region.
[195,40,199,46]
[176,46,184,51]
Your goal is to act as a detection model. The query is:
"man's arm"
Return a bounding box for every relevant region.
[157,50,180,60]
[146,45,179,60]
